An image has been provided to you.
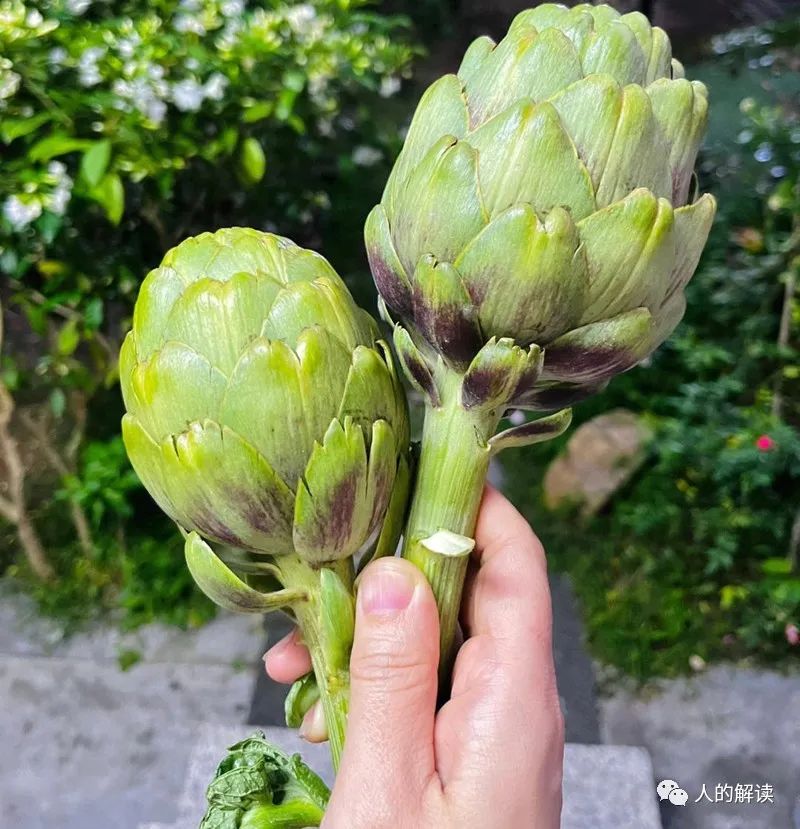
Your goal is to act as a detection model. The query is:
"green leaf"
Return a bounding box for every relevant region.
[761,558,792,576]
[50,388,66,419]
[84,297,104,330]
[80,140,112,188]
[1,112,52,143]
[242,101,273,123]
[28,134,91,162]
[184,532,306,614]
[240,137,266,185]
[56,319,80,356]
[90,172,125,224]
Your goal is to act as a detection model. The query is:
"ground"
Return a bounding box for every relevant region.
[1,580,798,828]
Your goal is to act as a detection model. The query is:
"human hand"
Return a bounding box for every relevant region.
[264,486,564,828]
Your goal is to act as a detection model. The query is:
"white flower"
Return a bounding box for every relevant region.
[307,74,328,104]
[174,14,206,35]
[25,9,44,27]
[148,64,165,81]
[79,67,102,87]
[379,76,401,98]
[221,0,244,17]
[179,0,201,10]
[3,195,42,230]
[66,0,91,15]
[117,35,141,59]
[79,46,105,65]
[508,410,526,426]
[317,118,334,137]
[352,145,382,167]
[49,47,68,68]
[0,70,21,100]
[171,78,205,112]
[203,72,228,101]
[48,184,72,216]
[143,97,167,125]
[217,19,242,49]
[185,57,200,71]
[287,4,315,24]
[47,161,68,179]
[286,3,318,35]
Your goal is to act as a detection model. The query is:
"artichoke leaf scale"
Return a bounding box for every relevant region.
[293,418,372,563]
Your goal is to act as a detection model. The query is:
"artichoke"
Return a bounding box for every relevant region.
[365,3,715,675]
[120,228,410,765]
[200,731,330,829]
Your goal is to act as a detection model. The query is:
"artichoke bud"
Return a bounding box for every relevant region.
[366,3,716,411]
[121,229,410,567]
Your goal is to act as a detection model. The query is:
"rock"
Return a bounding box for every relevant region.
[543,409,652,516]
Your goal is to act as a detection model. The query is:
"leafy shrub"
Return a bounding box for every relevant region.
[502,17,800,680]
[0,0,416,625]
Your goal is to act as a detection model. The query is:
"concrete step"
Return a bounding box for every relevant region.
[140,725,662,829]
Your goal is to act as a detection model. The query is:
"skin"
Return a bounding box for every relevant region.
[264,486,564,828]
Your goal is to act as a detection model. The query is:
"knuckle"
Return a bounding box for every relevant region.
[350,637,433,692]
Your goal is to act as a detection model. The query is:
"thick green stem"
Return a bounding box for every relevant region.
[279,557,354,771]
[401,370,501,687]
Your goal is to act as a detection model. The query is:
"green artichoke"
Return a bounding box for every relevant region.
[121,228,408,565]
[120,228,410,767]
[365,3,716,681]
[366,2,715,411]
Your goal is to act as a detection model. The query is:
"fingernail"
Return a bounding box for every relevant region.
[262,629,292,663]
[359,564,416,616]
[299,700,327,742]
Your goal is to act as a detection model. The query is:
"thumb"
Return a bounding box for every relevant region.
[337,557,439,799]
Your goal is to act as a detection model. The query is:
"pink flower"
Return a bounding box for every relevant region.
[786,623,800,646]
[755,434,775,452]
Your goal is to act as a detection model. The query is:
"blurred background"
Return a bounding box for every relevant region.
[1,1,799,828]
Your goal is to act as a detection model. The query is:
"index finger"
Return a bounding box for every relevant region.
[461,485,552,656]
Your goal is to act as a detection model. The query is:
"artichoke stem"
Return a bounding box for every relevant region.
[401,370,501,690]
[279,556,354,771]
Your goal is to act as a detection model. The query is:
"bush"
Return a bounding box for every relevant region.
[502,17,800,680]
[0,0,417,626]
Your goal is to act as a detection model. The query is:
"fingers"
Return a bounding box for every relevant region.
[462,485,552,667]
[435,485,563,815]
[264,628,311,684]
[328,558,440,822]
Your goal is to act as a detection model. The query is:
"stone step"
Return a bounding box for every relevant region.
[140,725,662,829]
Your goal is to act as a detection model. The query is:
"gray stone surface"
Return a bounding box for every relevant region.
[601,666,800,829]
[551,574,601,744]
[138,726,661,829]
[563,744,662,829]
[0,592,263,829]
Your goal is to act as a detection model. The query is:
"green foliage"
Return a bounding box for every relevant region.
[503,18,800,680]
[0,0,417,629]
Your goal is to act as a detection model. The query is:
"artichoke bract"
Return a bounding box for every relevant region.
[365,3,715,677]
[120,228,410,766]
